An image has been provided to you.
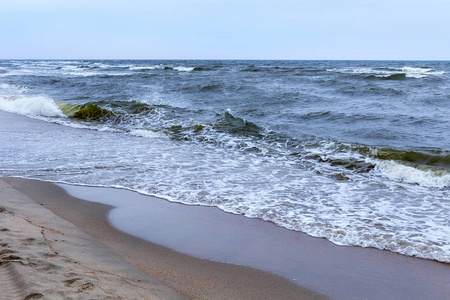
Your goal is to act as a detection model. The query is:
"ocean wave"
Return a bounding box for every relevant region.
[55,100,265,147]
[242,68,261,72]
[314,143,450,187]
[57,102,120,122]
[294,140,450,187]
[339,145,450,171]
[370,148,450,169]
[215,109,263,136]
[327,66,445,79]
[6,93,448,187]
[0,95,65,117]
[200,84,222,91]
[306,141,450,188]
[374,160,450,188]
[0,83,28,93]
[51,99,450,180]
[366,73,407,80]
[56,100,166,125]
[67,71,134,77]
[191,66,212,71]
[158,109,267,152]
[129,65,195,72]
[1,66,134,78]
[129,65,168,71]
[173,66,195,72]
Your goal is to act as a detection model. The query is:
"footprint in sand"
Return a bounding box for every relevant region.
[63,277,95,292]
[24,293,44,300]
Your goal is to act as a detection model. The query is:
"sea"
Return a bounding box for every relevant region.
[0,60,449,263]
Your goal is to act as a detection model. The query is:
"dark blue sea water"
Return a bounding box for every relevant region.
[0,60,449,262]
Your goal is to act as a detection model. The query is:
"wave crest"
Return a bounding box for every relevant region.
[129,65,195,72]
[58,102,120,122]
[375,160,450,187]
[328,66,445,79]
[0,95,64,117]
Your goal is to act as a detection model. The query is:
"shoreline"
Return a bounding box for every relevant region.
[1,177,327,300]
[0,178,185,299]
[2,177,449,300]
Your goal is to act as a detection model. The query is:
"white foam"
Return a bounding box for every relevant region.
[130,129,164,138]
[93,62,115,69]
[66,71,133,77]
[399,67,445,78]
[0,95,65,117]
[173,66,194,72]
[328,66,445,78]
[374,160,450,187]
[130,65,164,71]
[129,65,194,72]
[0,83,28,93]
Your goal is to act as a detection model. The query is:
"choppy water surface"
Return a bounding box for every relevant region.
[0,60,449,262]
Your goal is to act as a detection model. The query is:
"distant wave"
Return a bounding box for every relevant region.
[242,68,261,72]
[369,73,407,80]
[327,66,445,79]
[129,65,195,72]
[200,84,222,91]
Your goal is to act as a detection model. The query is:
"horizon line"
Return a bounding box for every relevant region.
[1,58,449,61]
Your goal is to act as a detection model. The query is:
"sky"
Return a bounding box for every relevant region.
[1,0,449,60]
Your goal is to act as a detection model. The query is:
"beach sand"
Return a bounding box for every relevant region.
[0,179,185,300]
[0,178,327,300]
[2,177,449,300]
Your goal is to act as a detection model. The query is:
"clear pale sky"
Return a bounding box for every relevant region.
[1,0,449,60]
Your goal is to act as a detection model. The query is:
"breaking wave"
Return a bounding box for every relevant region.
[327,66,445,79]
[129,65,195,72]
[2,92,448,190]
[374,160,450,188]
[58,102,120,122]
[0,95,65,117]
[8,95,446,189]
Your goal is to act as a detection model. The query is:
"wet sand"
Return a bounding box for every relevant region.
[3,177,450,300]
[1,177,327,300]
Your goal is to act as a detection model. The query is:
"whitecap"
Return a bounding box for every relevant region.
[0,95,65,117]
[374,160,450,188]
[130,65,167,71]
[173,66,195,72]
[328,66,445,78]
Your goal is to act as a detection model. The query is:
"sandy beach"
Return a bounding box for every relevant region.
[0,179,185,299]
[1,176,449,300]
[0,177,327,300]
